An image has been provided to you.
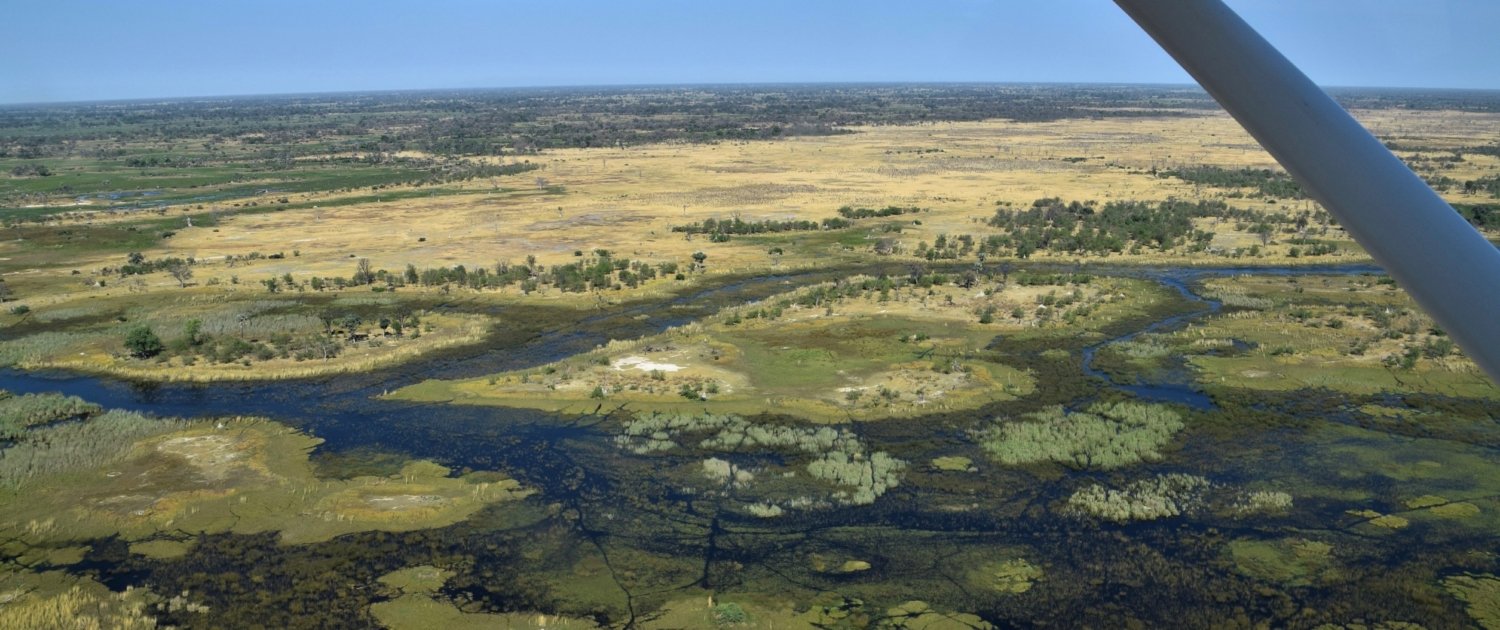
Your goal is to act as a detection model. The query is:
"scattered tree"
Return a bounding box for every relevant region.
[124,326,164,358]
[167,263,193,288]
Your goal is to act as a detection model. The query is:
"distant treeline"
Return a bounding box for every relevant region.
[1158,166,1305,199]
[672,206,921,241]
[0,85,1224,159]
[1452,203,1499,229]
[836,205,920,219]
[984,198,1226,257]
[672,216,850,237]
[1328,87,1500,113]
[351,250,686,295]
[7,86,1500,161]
[1461,176,1500,199]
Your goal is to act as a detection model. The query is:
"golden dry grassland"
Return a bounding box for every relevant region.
[7,108,1499,380]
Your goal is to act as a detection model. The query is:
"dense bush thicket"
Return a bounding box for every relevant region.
[985,198,1224,257]
[980,402,1185,470]
[1158,166,1305,199]
[616,412,906,506]
[1452,203,1499,229]
[672,206,922,242]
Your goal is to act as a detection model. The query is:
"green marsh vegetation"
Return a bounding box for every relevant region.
[391,270,1186,421]
[1095,274,1500,399]
[617,411,906,509]
[0,390,101,439]
[978,402,1184,470]
[6,274,1500,626]
[3,86,1500,627]
[6,263,1498,628]
[0,284,492,380]
[0,567,164,630]
[0,394,530,563]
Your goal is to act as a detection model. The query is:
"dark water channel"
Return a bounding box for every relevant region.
[1079,264,1381,410]
[0,263,1382,432]
[4,263,1422,627]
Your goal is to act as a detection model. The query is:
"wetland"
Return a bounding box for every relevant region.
[2,85,1498,628]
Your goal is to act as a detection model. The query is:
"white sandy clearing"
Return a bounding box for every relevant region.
[612,356,685,372]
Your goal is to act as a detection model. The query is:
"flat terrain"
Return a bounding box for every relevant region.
[5,99,1498,381]
[3,86,1500,629]
[394,275,1174,421]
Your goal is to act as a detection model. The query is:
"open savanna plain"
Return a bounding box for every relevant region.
[7,97,1500,381]
[3,86,1500,628]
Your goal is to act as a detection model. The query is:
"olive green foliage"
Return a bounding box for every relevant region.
[0,585,158,630]
[616,412,905,506]
[980,402,1184,470]
[931,456,975,472]
[874,600,997,629]
[713,602,750,625]
[0,409,184,489]
[0,391,102,439]
[1065,473,1211,523]
[1442,573,1500,630]
[0,570,159,630]
[1228,538,1337,587]
[123,325,163,358]
[971,558,1044,594]
[370,565,598,630]
[807,450,905,506]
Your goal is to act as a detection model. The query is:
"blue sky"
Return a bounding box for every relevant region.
[3,0,1498,104]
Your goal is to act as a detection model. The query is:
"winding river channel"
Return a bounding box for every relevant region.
[0,263,1381,425]
[12,262,1457,628]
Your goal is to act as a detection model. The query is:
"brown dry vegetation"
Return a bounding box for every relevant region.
[5,108,1499,381]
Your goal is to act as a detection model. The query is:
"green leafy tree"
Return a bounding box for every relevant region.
[183,319,204,346]
[340,315,362,339]
[124,326,164,358]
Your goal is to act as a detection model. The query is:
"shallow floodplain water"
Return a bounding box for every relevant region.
[4,264,1499,628]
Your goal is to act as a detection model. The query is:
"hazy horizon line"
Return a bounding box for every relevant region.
[5,80,1498,109]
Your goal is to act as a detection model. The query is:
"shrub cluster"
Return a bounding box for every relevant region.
[980,402,1184,470]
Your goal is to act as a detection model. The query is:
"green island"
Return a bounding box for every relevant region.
[392,275,1176,421]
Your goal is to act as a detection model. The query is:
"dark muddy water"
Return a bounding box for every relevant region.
[15,262,1488,629]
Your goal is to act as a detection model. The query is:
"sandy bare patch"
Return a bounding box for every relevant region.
[156,434,248,480]
[364,494,448,511]
[613,356,684,372]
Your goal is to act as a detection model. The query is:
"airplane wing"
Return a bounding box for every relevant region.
[1114,0,1500,383]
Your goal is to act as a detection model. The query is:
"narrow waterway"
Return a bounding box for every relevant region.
[0,262,1382,505]
[1078,264,1380,409]
[0,264,1381,466]
[19,263,1478,629]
